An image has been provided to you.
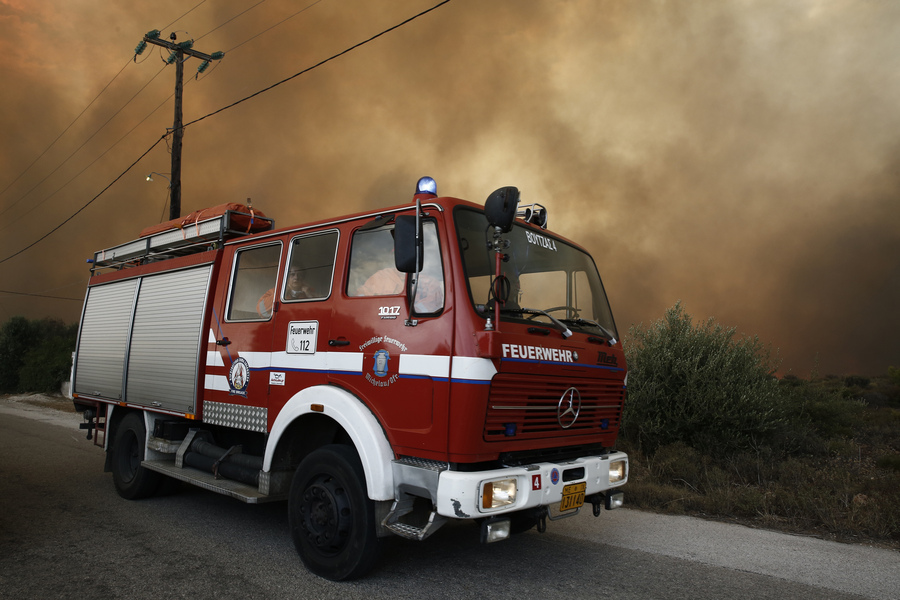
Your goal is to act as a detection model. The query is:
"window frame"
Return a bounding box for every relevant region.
[224,241,283,322]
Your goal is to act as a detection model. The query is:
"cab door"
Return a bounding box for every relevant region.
[268,229,340,418]
[327,217,452,459]
[202,240,282,434]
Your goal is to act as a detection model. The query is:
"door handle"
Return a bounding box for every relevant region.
[328,339,350,347]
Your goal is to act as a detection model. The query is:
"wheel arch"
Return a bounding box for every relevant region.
[265,385,394,501]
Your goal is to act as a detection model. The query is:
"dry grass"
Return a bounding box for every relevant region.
[619,376,900,549]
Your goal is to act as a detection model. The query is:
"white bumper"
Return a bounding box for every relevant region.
[434,451,628,519]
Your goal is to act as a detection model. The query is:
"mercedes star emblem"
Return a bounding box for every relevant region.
[557,386,581,429]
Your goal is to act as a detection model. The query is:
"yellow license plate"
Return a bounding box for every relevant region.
[560,482,586,512]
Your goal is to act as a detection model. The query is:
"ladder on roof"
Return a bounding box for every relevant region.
[91,208,274,272]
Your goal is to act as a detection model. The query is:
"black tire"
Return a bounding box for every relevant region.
[288,444,381,580]
[111,412,162,500]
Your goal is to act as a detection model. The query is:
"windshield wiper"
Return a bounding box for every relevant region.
[561,317,617,345]
[501,307,573,338]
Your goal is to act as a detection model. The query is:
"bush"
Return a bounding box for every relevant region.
[0,317,77,394]
[622,302,786,455]
[888,366,900,387]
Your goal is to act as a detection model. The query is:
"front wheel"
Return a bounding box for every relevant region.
[288,444,381,580]
[111,412,162,499]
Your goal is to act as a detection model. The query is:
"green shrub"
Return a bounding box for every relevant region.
[0,316,35,392]
[888,366,900,386]
[0,317,77,394]
[844,375,870,388]
[876,454,900,472]
[778,378,864,450]
[622,302,786,455]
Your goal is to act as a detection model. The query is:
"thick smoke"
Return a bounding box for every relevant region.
[0,0,898,376]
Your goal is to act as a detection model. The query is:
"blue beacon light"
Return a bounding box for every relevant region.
[416,176,437,196]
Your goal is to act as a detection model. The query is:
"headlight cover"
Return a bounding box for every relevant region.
[481,478,517,510]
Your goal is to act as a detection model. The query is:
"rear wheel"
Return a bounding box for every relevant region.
[111,412,162,499]
[288,444,380,580]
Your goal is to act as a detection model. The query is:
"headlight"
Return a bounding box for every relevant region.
[609,460,627,483]
[481,478,517,510]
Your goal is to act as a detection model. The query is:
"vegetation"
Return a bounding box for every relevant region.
[621,303,900,548]
[3,310,898,547]
[0,316,77,394]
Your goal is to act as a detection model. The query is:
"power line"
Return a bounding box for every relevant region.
[0,65,169,228]
[185,0,451,130]
[0,1,322,226]
[0,290,82,302]
[0,135,167,266]
[197,0,269,43]
[0,60,132,201]
[0,0,453,267]
[0,0,210,205]
[223,0,324,54]
[160,0,209,33]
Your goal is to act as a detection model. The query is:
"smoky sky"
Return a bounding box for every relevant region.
[0,0,898,376]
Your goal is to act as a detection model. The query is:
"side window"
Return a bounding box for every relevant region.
[348,221,444,314]
[283,231,338,302]
[227,243,282,321]
[348,227,401,297]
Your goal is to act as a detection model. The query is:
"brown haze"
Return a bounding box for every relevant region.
[1,0,898,376]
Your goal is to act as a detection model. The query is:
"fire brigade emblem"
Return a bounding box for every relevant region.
[229,357,250,397]
[373,350,390,377]
[366,349,399,387]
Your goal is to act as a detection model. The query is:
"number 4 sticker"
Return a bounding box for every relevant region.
[532,474,542,491]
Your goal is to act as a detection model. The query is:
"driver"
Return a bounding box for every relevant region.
[257,266,314,317]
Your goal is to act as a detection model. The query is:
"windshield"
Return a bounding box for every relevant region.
[454,207,618,338]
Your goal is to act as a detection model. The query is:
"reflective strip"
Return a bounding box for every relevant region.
[451,356,496,382]
[205,373,229,392]
[238,351,272,369]
[399,354,450,378]
[329,352,364,373]
[206,350,224,367]
[202,350,493,389]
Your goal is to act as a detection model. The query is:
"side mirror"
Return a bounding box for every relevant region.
[484,186,519,233]
[394,215,423,273]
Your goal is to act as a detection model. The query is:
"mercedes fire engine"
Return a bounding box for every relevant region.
[71,177,628,580]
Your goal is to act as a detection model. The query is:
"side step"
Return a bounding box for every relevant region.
[382,494,448,541]
[142,460,285,504]
[382,457,449,541]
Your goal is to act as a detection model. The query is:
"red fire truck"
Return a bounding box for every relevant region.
[71,177,628,580]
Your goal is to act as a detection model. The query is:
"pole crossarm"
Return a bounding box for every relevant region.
[143,35,220,62]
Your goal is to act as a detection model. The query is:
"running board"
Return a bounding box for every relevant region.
[142,460,286,504]
[382,495,448,541]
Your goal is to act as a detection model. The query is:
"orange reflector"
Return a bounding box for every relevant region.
[185,413,197,420]
[482,483,492,509]
[311,404,324,412]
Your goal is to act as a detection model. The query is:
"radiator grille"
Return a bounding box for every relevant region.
[484,373,625,441]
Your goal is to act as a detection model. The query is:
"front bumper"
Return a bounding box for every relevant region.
[434,451,628,519]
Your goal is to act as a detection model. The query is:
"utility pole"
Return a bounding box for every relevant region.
[135,30,223,219]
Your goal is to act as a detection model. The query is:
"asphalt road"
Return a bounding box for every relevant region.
[1,395,897,600]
